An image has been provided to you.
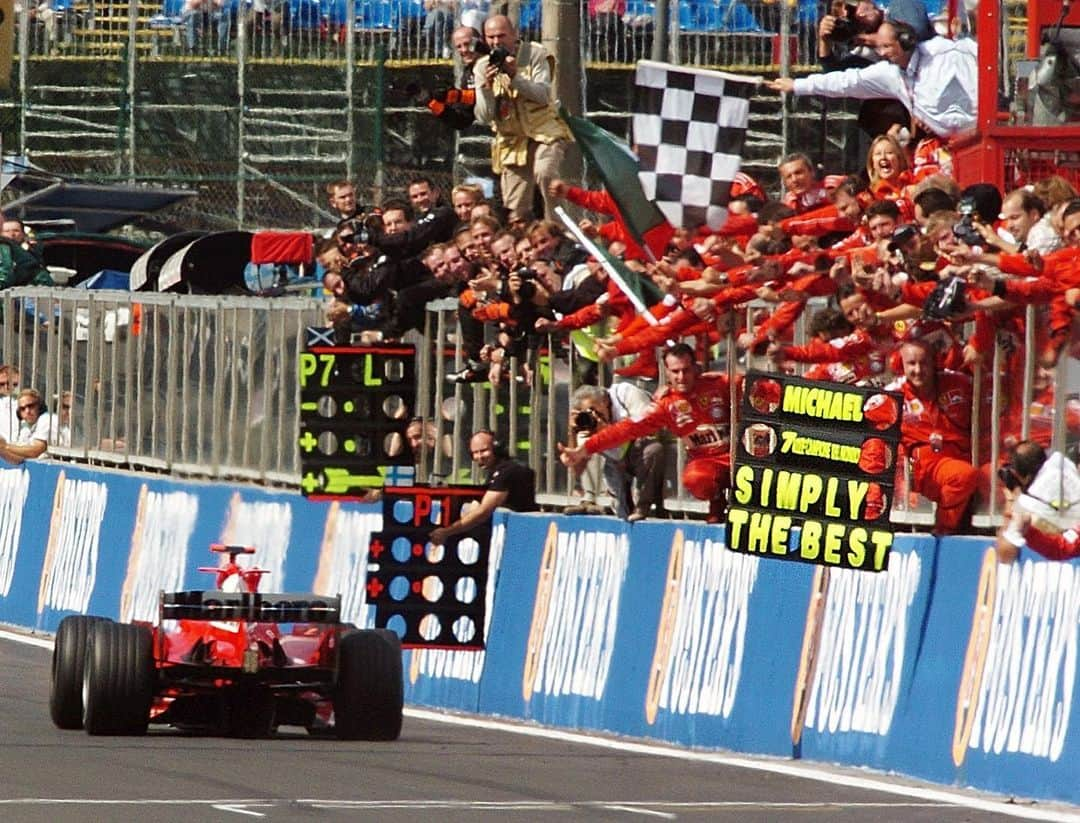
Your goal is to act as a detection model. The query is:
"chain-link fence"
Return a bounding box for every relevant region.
[0,1,1031,231]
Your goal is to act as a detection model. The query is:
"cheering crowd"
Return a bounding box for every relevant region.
[316,6,1080,553]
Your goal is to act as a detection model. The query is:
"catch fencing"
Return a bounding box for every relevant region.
[3,286,1077,527]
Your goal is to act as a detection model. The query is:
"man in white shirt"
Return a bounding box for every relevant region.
[769,21,977,139]
[48,390,73,448]
[565,382,665,521]
[0,389,49,464]
[0,365,19,444]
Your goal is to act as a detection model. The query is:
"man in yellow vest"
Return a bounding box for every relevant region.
[473,14,572,223]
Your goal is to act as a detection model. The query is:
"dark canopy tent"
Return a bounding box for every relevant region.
[1,156,195,234]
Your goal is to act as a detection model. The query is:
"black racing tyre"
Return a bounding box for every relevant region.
[82,622,155,736]
[334,629,404,741]
[49,616,109,730]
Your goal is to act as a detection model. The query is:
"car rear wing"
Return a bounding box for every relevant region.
[160,591,342,624]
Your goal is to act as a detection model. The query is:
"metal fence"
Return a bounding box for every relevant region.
[0,287,323,483]
[6,286,1077,529]
[0,2,1031,232]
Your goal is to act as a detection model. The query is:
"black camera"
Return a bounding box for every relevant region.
[923,275,968,320]
[997,463,1023,492]
[826,14,859,44]
[888,223,920,254]
[337,213,383,247]
[572,408,601,433]
[489,45,509,69]
[953,196,983,247]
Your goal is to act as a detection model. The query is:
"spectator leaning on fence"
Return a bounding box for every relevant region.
[0,389,49,465]
[564,383,666,522]
[473,14,572,224]
[561,344,738,524]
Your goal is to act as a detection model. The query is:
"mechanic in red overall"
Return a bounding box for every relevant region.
[885,338,978,534]
[559,343,737,522]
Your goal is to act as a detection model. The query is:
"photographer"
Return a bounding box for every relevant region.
[416,26,487,131]
[817,0,932,137]
[566,384,665,521]
[770,20,977,168]
[995,441,1080,563]
[468,263,548,385]
[370,198,458,260]
[473,14,572,223]
[561,344,737,524]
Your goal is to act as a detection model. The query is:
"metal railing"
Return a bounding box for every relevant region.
[4,285,1077,529]
[1,287,323,484]
[20,0,819,68]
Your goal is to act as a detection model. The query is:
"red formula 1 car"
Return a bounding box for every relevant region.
[48,544,403,739]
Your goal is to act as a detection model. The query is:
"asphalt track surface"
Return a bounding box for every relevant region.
[3,630,1080,823]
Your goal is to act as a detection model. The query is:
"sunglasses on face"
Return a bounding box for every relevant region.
[17,403,37,412]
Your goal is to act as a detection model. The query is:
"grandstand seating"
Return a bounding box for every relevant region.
[679,0,764,34]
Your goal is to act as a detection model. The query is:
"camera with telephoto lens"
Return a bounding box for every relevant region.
[489,46,509,70]
[827,15,859,43]
[572,407,601,433]
[923,275,968,320]
[514,266,538,300]
[825,1,860,44]
[997,462,1023,492]
[953,196,983,247]
[337,213,383,248]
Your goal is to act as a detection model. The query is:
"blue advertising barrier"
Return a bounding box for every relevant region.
[2,462,1080,806]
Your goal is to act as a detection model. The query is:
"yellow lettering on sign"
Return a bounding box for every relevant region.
[847,526,867,568]
[871,531,892,571]
[747,511,773,553]
[733,464,754,505]
[796,520,894,571]
[847,479,869,519]
[800,520,822,560]
[781,384,865,423]
[779,430,861,465]
[727,507,749,549]
[363,354,383,387]
[775,470,801,510]
[299,353,335,387]
[824,476,841,517]
[798,474,823,513]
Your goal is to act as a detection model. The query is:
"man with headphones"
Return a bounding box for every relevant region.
[768,20,976,143]
[429,429,537,545]
[996,441,1080,563]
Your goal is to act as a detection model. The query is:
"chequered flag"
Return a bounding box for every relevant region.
[633,60,756,231]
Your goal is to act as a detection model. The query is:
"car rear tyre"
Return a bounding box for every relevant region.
[49,615,110,729]
[334,629,403,741]
[82,622,155,736]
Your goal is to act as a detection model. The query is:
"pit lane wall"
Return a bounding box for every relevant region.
[1,462,1077,805]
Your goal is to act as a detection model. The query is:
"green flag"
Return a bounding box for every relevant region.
[560,108,674,261]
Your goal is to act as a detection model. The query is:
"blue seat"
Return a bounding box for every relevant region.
[289,0,324,29]
[795,0,817,25]
[160,0,185,18]
[518,0,541,31]
[358,0,395,28]
[681,0,762,33]
[326,0,348,25]
[398,0,425,21]
[623,0,655,17]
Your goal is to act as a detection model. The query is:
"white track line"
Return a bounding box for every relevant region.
[7,628,1080,822]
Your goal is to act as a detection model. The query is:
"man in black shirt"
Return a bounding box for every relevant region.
[429,430,536,544]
